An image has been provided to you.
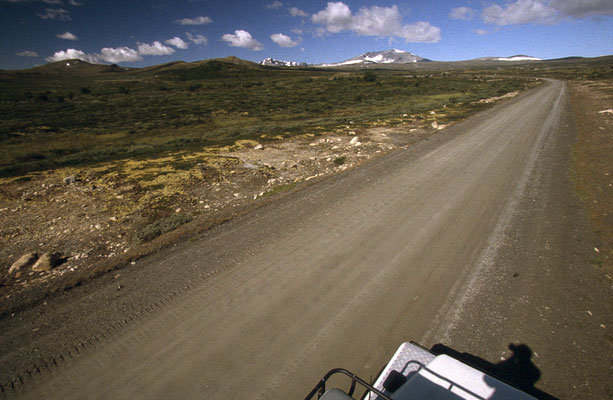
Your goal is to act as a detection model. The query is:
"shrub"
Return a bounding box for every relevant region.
[333,156,346,165]
[135,214,193,243]
[188,83,203,92]
[80,87,91,95]
[364,71,377,82]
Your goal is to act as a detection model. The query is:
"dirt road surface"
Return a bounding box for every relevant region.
[2,79,610,399]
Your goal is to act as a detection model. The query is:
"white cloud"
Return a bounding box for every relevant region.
[481,0,613,25]
[186,32,208,45]
[56,31,78,40]
[270,33,298,47]
[137,41,175,56]
[265,1,282,9]
[472,28,489,35]
[16,50,38,57]
[398,21,441,43]
[42,0,62,4]
[38,8,70,20]
[46,49,98,63]
[550,0,613,18]
[312,2,441,43]
[312,2,352,33]
[352,5,402,36]
[45,46,144,64]
[289,7,308,17]
[175,16,212,25]
[221,30,263,51]
[165,37,188,49]
[99,47,142,63]
[482,0,557,25]
[449,6,477,20]
[68,0,82,5]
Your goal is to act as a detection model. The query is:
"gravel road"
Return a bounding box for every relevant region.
[3,79,609,399]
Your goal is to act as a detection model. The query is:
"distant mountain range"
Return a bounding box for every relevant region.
[260,49,429,67]
[8,52,609,78]
[259,50,547,67]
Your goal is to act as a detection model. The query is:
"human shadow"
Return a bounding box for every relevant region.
[430,343,557,400]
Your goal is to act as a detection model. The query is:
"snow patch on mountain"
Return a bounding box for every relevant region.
[496,55,541,61]
[321,49,430,67]
[260,57,308,67]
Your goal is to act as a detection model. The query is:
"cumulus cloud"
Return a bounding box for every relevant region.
[46,49,98,63]
[312,2,441,42]
[165,37,188,49]
[56,31,78,40]
[45,47,143,64]
[398,22,441,43]
[99,47,142,63]
[68,0,82,5]
[312,2,352,33]
[270,33,298,47]
[289,7,308,17]
[475,0,613,25]
[175,16,212,25]
[186,32,208,45]
[449,6,477,20]
[472,28,489,35]
[137,41,175,55]
[16,50,38,57]
[353,5,406,36]
[221,30,263,51]
[265,1,282,9]
[482,0,557,25]
[38,8,70,20]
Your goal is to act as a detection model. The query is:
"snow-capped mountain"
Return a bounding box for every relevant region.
[496,55,541,62]
[260,58,308,67]
[321,49,430,67]
[475,55,542,62]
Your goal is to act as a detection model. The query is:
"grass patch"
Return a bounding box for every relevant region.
[0,60,537,178]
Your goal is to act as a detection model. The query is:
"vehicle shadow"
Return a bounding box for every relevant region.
[430,343,558,400]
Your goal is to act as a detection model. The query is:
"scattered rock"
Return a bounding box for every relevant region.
[9,252,38,276]
[597,109,612,114]
[431,121,445,130]
[32,252,61,272]
[253,143,263,150]
[63,176,76,185]
[349,136,360,145]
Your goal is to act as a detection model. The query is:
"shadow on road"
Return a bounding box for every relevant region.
[430,343,558,400]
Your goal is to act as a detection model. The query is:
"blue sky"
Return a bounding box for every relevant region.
[2,0,612,70]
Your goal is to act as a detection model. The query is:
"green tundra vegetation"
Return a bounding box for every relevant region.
[0,56,539,178]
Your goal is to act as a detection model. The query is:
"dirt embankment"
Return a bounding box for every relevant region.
[0,108,465,315]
